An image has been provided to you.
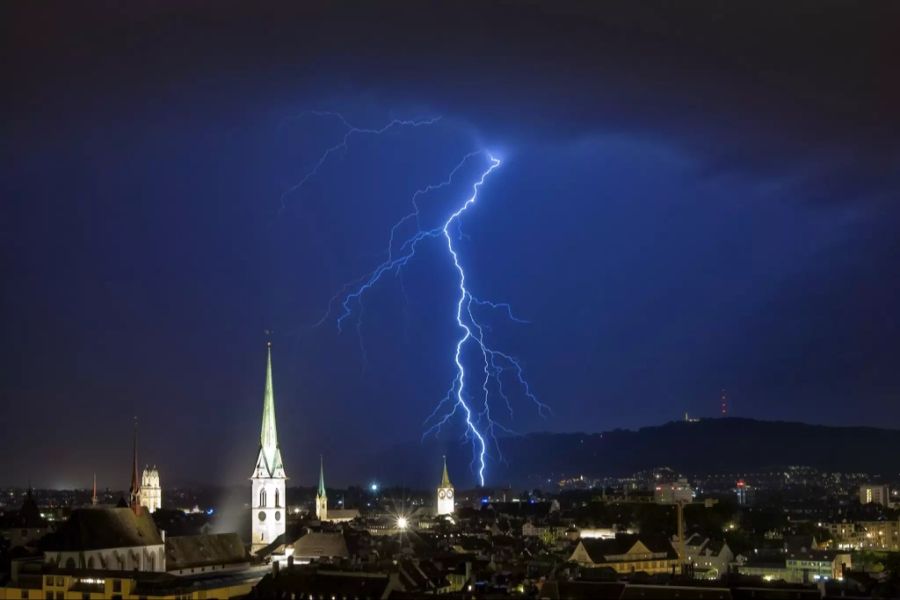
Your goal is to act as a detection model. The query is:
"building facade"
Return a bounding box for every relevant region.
[0,561,258,599]
[42,507,165,572]
[823,519,900,551]
[860,484,890,506]
[734,551,851,583]
[569,534,679,574]
[786,551,851,582]
[682,534,733,580]
[654,478,694,504]
[251,343,287,553]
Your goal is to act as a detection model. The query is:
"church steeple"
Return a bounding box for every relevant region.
[441,455,452,487]
[254,342,285,479]
[315,455,328,521]
[251,340,288,553]
[129,417,142,515]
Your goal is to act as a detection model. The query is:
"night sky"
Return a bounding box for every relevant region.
[2,2,899,489]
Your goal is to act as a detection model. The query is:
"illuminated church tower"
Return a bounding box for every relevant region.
[140,466,162,513]
[436,455,454,516]
[315,455,327,521]
[251,342,287,553]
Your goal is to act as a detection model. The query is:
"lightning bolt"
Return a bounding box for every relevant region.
[296,113,548,485]
[278,111,441,213]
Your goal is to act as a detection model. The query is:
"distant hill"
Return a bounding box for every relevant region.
[367,418,900,488]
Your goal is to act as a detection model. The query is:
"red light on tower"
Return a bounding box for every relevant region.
[720,389,728,416]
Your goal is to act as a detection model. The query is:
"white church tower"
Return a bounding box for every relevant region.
[251,342,287,553]
[315,455,327,521]
[140,466,161,513]
[436,455,454,516]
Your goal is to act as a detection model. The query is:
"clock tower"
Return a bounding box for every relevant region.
[251,342,287,553]
[436,455,454,516]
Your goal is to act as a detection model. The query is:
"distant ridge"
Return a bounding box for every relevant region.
[367,418,900,488]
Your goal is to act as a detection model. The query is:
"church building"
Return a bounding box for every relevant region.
[251,342,287,553]
[315,456,359,523]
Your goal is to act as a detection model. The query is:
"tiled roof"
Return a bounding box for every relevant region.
[578,534,678,564]
[42,507,162,551]
[165,533,247,569]
[293,532,349,559]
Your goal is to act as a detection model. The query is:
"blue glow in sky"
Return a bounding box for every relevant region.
[2,2,898,487]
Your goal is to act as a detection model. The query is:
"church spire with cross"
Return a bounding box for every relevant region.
[253,341,285,479]
[251,340,287,553]
[441,455,452,487]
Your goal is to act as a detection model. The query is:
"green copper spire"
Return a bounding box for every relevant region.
[441,455,452,487]
[254,342,285,478]
[260,343,278,449]
[317,455,326,497]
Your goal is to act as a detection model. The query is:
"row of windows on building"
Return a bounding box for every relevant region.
[259,487,280,508]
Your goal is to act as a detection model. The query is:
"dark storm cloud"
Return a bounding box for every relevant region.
[4,1,899,201]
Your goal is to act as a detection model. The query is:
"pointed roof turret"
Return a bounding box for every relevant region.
[318,455,326,497]
[440,455,452,488]
[129,417,142,515]
[254,342,285,479]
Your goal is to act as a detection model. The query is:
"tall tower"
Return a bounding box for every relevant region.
[129,418,142,515]
[315,455,327,521]
[91,473,98,506]
[436,455,454,516]
[251,342,287,553]
[140,466,162,513]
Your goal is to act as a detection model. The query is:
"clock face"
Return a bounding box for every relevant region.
[258,511,266,522]
[446,489,454,499]
[438,490,445,499]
